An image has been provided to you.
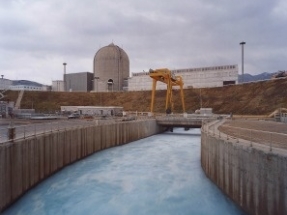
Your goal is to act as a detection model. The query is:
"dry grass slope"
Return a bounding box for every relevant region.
[4,78,287,115]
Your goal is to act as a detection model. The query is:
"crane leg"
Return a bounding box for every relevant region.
[150,79,157,113]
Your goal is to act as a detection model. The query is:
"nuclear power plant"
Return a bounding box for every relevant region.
[50,42,239,92]
[93,43,130,92]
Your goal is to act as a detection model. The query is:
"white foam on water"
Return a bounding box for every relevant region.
[3,128,246,215]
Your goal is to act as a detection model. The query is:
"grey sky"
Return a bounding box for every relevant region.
[0,0,286,85]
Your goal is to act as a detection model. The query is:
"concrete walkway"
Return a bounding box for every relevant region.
[203,119,287,156]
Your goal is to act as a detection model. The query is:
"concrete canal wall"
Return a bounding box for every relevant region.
[201,123,287,215]
[0,119,163,212]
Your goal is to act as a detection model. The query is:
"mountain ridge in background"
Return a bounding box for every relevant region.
[238,72,274,83]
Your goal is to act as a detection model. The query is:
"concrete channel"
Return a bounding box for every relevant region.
[0,119,163,212]
[201,120,287,215]
[1,117,286,214]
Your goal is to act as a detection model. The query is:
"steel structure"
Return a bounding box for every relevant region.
[149,68,185,113]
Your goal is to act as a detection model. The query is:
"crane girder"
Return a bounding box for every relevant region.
[149,68,186,114]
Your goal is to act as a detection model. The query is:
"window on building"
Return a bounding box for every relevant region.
[223,81,235,86]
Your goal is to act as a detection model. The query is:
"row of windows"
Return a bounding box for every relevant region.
[182,71,238,78]
[172,65,237,73]
[130,71,238,81]
[132,65,237,77]
[132,72,149,76]
[10,86,42,90]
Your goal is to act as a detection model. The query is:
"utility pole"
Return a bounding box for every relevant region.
[239,42,246,83]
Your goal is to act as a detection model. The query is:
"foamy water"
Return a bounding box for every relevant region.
[3,128,246,215]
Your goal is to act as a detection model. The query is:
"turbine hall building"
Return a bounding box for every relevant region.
[127,64,238,91]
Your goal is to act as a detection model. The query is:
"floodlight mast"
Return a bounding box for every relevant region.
[239,41,246,83]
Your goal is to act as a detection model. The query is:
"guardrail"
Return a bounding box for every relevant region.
[155,115,221,126]
[0,117,151,143]
[202,119,287,152]
[220,124,287,150]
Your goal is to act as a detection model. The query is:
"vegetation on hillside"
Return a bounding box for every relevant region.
[4,78,287,115]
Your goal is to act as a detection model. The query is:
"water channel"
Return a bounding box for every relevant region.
[3,128,247,215]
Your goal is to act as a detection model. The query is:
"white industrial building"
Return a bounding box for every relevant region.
[2,80,50,91]
[60,106,123,116]
[52,80,65,92]
[9,84,49,91]
[1,78,50,92]
[128,64,238,91]
[0,78,13,90]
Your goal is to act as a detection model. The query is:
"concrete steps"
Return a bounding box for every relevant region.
[14,90,24,109]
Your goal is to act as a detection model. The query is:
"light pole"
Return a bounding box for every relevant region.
[63,62,67,74]
[239,42,246,83]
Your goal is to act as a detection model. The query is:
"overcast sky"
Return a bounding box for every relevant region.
[0,0,286,85]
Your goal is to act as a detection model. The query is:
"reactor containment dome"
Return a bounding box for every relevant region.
[93,43,130,92]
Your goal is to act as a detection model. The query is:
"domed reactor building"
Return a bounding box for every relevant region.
[93,43,130,92]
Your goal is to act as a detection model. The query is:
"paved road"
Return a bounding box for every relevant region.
[218,119,287,149]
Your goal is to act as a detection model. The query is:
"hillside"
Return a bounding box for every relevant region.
[4,78,287,115]
[238,72,274,83]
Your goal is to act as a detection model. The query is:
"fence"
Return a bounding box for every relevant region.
[202,119,287,152]
[0,118,144,143]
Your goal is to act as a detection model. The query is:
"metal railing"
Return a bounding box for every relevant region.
[0,116,157,143]
[220,124,287,150]
[202,119,287,152]
[0,118,132,143]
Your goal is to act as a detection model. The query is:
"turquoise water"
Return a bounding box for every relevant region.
[3,128,246,215]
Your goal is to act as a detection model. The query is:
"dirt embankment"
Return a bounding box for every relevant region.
[4,78,287,115]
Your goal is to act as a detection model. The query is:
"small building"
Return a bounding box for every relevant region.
[52,80,65,92]
[0,78,13,90]
[64,72,94,92]
[199,108,213,115]
[60,106,123,116]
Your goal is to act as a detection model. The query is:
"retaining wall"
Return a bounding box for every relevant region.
[0,119,162,212]
[201,125,287,215]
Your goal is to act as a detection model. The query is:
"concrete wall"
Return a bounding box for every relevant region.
[0,119,162,212]
[201,124,287,215]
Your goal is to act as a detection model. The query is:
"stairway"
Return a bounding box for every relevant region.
[15,90,24,109]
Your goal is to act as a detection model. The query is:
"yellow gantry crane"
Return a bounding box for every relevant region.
[149,68,186,114]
